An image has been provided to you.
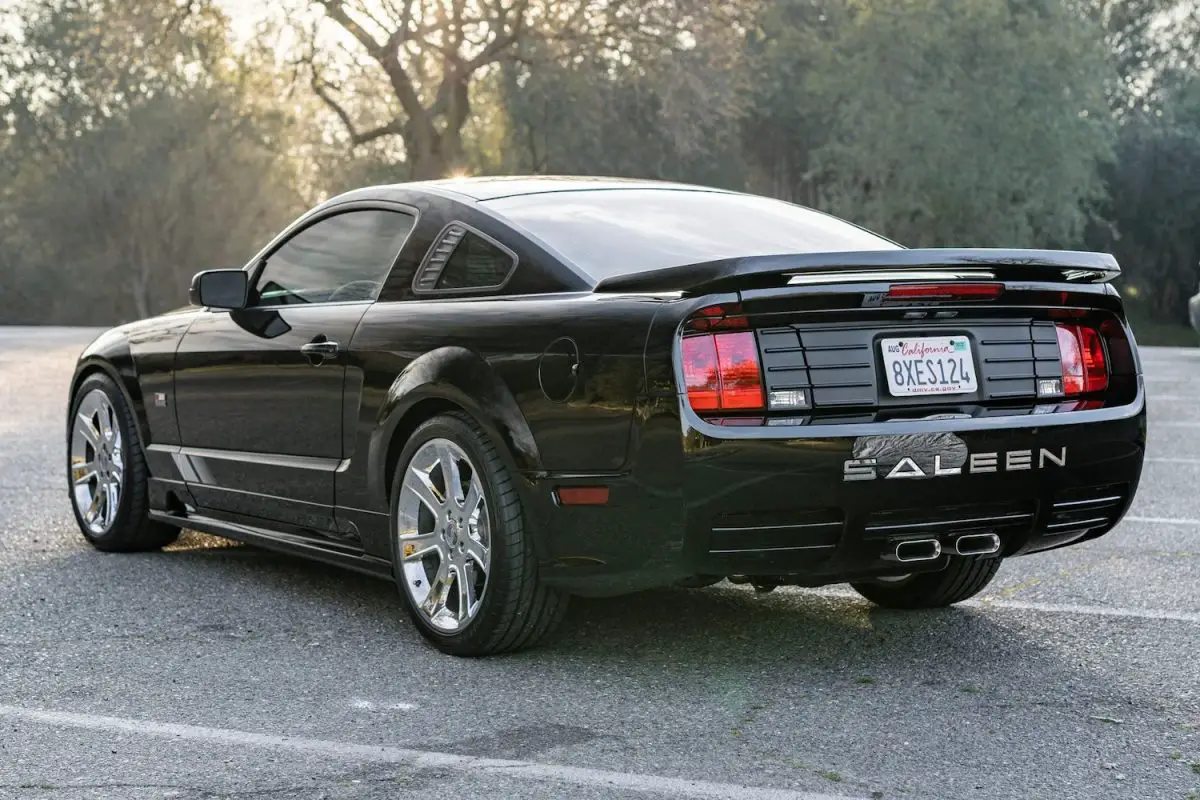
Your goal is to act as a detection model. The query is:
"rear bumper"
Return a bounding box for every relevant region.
[533,391,1146,597]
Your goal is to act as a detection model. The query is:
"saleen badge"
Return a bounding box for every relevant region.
[843,447,1066,481]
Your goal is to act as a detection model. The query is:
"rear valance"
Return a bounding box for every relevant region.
[591,248,1120,294]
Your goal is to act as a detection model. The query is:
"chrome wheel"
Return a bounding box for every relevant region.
[70,389,124,535]
[396,438,491,633]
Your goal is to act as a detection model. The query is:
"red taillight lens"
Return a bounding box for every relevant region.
[681,335,720,410]
[1055,323,1108,395]
[713,332,764,409]
[681,331,764,411]
[687,304,749,331]
[1078,326,1108,393]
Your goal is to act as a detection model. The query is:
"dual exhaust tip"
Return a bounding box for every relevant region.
[888,533,1001,563]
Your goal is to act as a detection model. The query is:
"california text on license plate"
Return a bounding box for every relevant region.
[880,336,977,396]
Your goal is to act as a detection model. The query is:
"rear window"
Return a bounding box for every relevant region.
[485,189,900,279]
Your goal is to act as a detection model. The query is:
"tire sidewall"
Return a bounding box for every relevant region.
[67,373,138,546]
[388,413,522,653]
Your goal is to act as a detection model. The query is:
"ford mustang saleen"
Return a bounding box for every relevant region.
[66,177,1146,656]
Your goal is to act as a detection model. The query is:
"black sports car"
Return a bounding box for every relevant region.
[66,176,1147,656]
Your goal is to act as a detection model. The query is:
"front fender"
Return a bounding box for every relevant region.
[68,328,150,449]
[367,346,541,505]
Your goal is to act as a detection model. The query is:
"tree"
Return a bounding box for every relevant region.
[0,0,305,324]
[739,0,847,205]
[301,0,750,179]
[494,12,751,185]
[799,0,1115,248]
[1096,74,1200,321]
[1072,0,1200,113]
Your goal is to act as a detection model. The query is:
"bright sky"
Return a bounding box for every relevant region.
[214,0,272,40]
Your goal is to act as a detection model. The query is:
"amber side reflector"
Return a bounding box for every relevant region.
[555,486,610,506]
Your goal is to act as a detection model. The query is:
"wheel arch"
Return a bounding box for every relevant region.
[68,353,151,454]
[368,346,542,510]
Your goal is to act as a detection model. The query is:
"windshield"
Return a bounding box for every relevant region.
[485,188,901,279]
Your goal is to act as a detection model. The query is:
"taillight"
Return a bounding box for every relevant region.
[1055,323,1108,395]
[681,330,765,411]
[681,335,720,410]
[687,303,749,331]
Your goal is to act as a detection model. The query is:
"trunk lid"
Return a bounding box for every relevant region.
[650,249,1138,424]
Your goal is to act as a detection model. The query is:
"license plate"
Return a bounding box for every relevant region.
[880,336,977,396]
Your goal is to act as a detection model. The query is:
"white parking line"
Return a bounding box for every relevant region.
[350,699,417,711]
[1144,457,1200,465]
[972,599,1200,623]
[0,706,861,800]
[794,590,1200,624]
[1125,515,1200,526]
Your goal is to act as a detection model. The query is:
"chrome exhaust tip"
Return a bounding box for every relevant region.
[953,532,1001,556]
[891,538,942,563]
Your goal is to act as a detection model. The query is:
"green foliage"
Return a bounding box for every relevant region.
[0,0,305,324]
[0,0,1199,326]
[495,5,753,187]
[802,0,1115,248]
[1094,76,1200,322]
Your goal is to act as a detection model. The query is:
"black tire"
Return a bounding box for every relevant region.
[389,411,567,656]
[850,557,1002,609]
[67,373,180,552]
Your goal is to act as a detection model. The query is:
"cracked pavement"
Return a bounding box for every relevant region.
[0,326,1197,799]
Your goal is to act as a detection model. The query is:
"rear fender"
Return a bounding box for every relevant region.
[367,346,541,507]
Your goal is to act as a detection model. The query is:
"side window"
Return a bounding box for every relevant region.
[254,209,415,306]
[414,224,517,294]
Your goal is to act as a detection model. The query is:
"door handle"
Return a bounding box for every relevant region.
[300,339,339,362]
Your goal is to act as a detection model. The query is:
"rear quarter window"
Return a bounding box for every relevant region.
[413,223,518,294]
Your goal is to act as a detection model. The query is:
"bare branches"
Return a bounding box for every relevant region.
[309,70,405,146]
[302,0,739,176]
[318,0,385,56]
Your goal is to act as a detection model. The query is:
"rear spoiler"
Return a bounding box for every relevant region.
[590,248,1120,294]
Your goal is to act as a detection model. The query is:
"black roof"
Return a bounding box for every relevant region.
[327,175,736,206]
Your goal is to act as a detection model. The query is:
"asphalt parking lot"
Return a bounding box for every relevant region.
[0,326,1197,800]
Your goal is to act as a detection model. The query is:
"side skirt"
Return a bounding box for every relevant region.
[148,511,394,581]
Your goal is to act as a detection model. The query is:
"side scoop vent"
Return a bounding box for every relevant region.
[413,224,467,291]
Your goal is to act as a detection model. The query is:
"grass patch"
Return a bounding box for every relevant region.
[819,771,843,783]
[1122,302,1200,347]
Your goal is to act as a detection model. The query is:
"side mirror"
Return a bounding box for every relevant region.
[190,269,249,310]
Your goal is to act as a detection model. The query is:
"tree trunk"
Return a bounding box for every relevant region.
[404,122,462,180]
[404,74,470,180]
[407,140,449,180]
